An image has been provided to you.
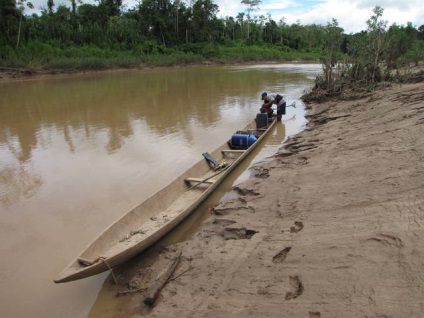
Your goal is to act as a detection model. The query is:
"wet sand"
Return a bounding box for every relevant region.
[97,82,424,317]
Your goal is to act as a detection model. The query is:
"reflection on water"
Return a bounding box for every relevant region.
[0,63,320,318]
[0,163,43,206]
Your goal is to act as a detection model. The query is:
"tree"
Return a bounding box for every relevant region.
[139,0,175,46]
[172,0,191,44]
[365,6,388,82]
[47,0,54,15]
[241,0,261,40]
[344,6,389,84]
[263,18,279,44]
[16,0,34,49]
[0,0,18,46]
[418,25,424,40]
[77,3,109,45]
[108,15,140,49]
[321,19,343,86]
[192,0,219,42]
[101,0,122,17]
[235,12,245,39]
[385,23,417,69]
[223,16,237,41]
[277,18,289,46]
[405,40,424,66]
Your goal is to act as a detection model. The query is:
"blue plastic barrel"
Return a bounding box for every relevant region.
[231,133,257,148]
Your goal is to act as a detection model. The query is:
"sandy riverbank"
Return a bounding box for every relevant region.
[95,82,424,317]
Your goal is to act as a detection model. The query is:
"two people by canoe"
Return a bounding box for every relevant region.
[260,92,287,121]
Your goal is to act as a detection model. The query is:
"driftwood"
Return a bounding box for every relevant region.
[143,249,182,306]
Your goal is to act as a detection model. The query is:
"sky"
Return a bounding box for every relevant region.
[26,0,423,34]
[215,0,423,33]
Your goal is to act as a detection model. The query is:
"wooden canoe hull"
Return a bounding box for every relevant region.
[54,116,276,283]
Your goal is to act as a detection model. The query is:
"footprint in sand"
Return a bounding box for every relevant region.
[222,227,258,240]
[290,221,304,233]
[285,275,304,300]
[253,166,270,178]
[272,247,292,263]
[233,186,260,196]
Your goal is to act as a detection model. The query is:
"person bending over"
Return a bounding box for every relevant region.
[260,92,286,120]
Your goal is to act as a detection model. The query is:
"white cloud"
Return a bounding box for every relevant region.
[215,0,423,33]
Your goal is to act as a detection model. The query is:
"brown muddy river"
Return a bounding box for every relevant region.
[0,63,320,318]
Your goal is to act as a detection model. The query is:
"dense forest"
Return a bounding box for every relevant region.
[0,0,423,91]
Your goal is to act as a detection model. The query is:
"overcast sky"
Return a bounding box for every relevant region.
[27,0,423,34]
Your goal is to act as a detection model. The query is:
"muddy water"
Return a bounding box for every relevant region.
[0,63,320,318]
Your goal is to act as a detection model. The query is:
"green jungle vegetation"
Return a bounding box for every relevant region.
[1,1,423,99]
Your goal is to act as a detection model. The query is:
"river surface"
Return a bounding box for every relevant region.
[0,63,320,318]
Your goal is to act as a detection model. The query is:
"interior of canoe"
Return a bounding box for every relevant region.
[80,120,262,258]
[56,117,274,282]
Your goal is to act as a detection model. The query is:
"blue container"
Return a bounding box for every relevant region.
[231,133,257,148]
[247,134,258,146]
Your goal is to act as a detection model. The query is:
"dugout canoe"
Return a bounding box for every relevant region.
[54,114,276,283]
